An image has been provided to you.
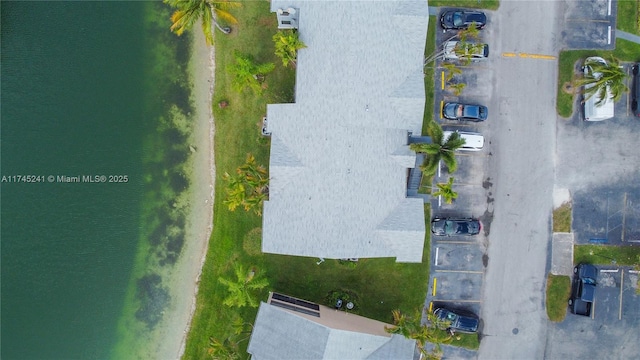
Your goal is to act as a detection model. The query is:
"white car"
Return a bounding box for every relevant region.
[443,130,484,151]
[443,41,489,61]
[582,56,614,121]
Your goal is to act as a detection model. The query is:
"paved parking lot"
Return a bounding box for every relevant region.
[559,0,617,50]
[545,267,640,359]
[573,187,640,244]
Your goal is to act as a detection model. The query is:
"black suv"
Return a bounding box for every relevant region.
[433,308,479,333]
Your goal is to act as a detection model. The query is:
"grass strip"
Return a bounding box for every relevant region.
[574,245,640,266]
[552,202,572,233]
[423,16,437,135]
[429,0,500,10]
[617,0,640,36]
[545,274,571,322]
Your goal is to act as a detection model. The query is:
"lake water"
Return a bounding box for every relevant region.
[1,2,195,359]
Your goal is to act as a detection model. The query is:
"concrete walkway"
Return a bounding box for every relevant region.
[616,29,640,44]
[551,233,574,276]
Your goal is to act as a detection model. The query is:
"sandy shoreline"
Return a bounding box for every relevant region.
[149,26,216,360]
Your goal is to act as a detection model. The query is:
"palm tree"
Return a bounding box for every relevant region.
[442,62,462,82]
[433,177,458,204]
[384,310,454,360]
[273,30,307,67]
[218,263,269,308]
[410,122,466,175]
[448,82,466,96]
[227,52,275,94]
[385,310,420,338]
[165,0,240,45]
[576,56,628,106]
[424,26,480,66]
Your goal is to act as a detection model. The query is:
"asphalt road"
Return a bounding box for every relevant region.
[477,1,562,358]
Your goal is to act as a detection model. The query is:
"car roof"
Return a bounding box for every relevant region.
[443,131,484,149]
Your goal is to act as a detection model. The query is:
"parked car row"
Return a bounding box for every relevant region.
[427,10,491,334]
[439,8,489,158]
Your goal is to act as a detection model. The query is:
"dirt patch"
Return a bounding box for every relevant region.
[562,82,574,95]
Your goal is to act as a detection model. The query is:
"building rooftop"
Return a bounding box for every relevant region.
[263,0,429,262]
[247,293,416,359]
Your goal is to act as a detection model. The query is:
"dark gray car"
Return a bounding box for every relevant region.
[431,217,481,236]
[440,10,486,30]
[443,102,488,122]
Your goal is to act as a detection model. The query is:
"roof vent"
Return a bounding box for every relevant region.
[276,8,298,29]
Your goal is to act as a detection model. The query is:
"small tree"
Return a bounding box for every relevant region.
[227,52,275,94]
[218,263,269,308]
[223,153,269,215]
[273,30,307,67]
[433,177,458,204]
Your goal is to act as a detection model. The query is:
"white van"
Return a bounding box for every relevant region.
[443,130,484,151]
[582,57,614,121]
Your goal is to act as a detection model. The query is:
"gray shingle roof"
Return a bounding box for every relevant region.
[247,302,416,360]
[263,0,428,263]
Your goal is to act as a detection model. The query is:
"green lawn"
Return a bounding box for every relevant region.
[553,202,572,233]
[429,0,500,10]
[556,39,640,118]
[617,0,640,35]
[574,245,640,266]
[545,274,571,322]
[183,3,433,358]
[423,16,437,135]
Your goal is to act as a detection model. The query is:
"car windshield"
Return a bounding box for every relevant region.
[478,107,486,117]
[446,312,458,321]
[444,221,455,235]
[453,12,463,26]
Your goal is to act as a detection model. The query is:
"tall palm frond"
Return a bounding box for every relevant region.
[165,0,240,45]
[576,56,628,106]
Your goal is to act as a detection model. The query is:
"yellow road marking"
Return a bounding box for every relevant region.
[440,101,444,119]
[502,52,516,57]
[429,301,433,313]
[432,278,437,296]
[434,269,483,274]
[441,71,445,90]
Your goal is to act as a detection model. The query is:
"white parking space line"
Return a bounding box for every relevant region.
[434,299,482,303]
[434,247,440,266]
[600,269,619,273]
[608,0,612,16]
